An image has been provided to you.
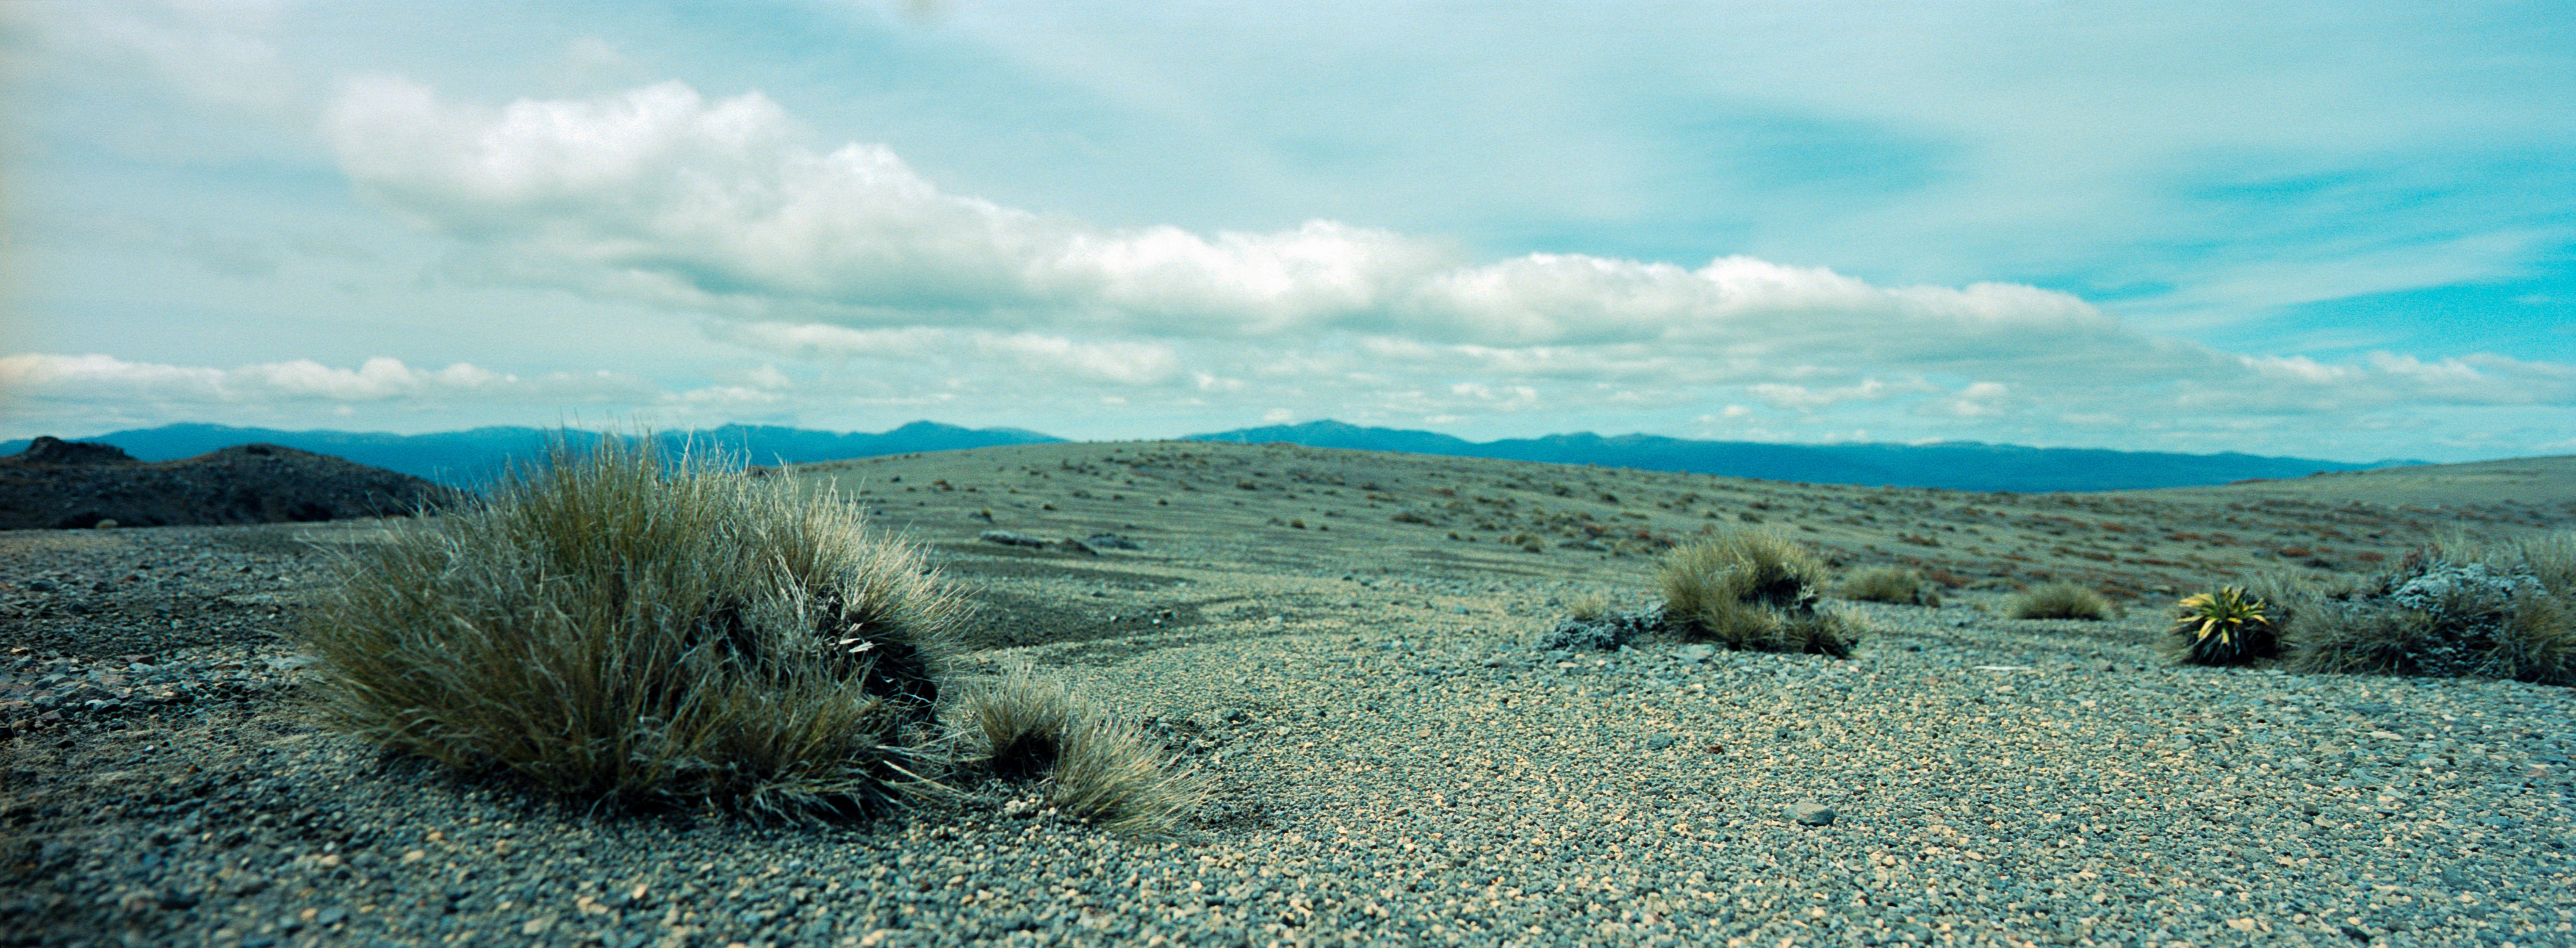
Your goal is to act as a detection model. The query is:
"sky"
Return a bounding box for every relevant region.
[2,1,2572,463]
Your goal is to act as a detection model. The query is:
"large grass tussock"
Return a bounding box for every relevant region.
[1658,531,1860,656]
[2276,532,2576,685]
[299,437,966,820]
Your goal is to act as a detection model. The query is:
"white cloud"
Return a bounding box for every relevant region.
[55,1,297,110]
[717,322,1181,386]
[0,353,650,406]
[288,76,2576,457]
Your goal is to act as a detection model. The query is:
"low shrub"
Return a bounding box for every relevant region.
[2164,586,2280,666]
[2009,582,2111,620]
[2278,533,2576,685]
[1837,566,1941,606]
[299,436,964,820]
[956,672,1209,837]
[1657,531,1860,656]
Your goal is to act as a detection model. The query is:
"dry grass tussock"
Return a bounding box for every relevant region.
[2008,582,2112,621]
[1658,531,1860,657]
[2271,531,2576,685]
[957,671,1210,837]
[1836,566,1940,607]
[298,436,967,820]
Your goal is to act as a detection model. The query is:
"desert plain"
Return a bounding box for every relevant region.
[4,440,2574,947]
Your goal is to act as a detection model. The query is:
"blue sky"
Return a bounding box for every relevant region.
[3,0,2571,462]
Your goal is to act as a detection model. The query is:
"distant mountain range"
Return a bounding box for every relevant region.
[0,422,1063,487]
[4,419,2421,493]
[1181,420,2424,493]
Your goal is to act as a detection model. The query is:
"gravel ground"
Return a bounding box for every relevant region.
[5,526,2575,947]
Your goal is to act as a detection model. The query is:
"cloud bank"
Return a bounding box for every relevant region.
[15,69,2564,457]
[302,77,2576,450]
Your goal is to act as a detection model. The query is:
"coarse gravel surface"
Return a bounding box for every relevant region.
[6,445,2576,948]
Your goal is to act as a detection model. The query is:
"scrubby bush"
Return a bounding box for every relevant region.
[2008,582,2112,620]
[1657,531,1860,656]
[956,672,1210,837]
[1837,566,1941,606]
[2165,586,2280,666]
[299,437,964,820]
[2277,534,2576,685]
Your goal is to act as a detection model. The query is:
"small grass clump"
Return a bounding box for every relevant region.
[1658,531,1860,657]
[2165,586,2280,666]
[299,436,964,820]
[2008,582,2112,621]
[956,672,1209,837]
[2278,533,2576,685]
[1566,591,1612,622]
[1836,566,1941,607]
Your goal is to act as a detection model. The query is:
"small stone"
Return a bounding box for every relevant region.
[1675,644,1717,663]
[1787,802,1836,826]
[1646,733,1677,751]
[978,530,1048,549]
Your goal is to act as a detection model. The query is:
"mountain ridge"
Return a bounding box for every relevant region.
[1180,419,2424,492]
[0,422,1066,487]
[1,419,2423,492]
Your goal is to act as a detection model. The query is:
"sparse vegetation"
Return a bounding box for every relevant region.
[1567,591,1610,622]
[956,672,1210,837]
[2008,582,2112,620]
[2276,533,2576,685]
[1657,531,1861,656]
[1836,566,1941,606]
[2166,586,2280,665]
[299,436,964,820]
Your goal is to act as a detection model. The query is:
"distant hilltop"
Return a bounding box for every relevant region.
[0,436,450,529]
[1,419,2422,493]
[0,422,1065,489]
[1180,420,2427,493]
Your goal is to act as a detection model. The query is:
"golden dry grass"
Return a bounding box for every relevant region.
[1836,566,1939,606]
[2008,582,2112,621]
[1657,531,1860,656]
[298,436,966,820]
[957,671,1210,837]
[2277,533,2576,685]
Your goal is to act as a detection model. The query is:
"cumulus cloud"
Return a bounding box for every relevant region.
[320,78,2136,353]
[306,77,2576,454]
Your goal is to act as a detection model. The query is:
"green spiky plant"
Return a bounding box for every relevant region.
[1658,531,1861,656]
[2169,586,2280,666]
[299,434,964,820]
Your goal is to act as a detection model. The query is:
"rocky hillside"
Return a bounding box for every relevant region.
[0,437,452,530]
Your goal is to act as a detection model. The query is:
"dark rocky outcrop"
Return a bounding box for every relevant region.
[0,437,454,530]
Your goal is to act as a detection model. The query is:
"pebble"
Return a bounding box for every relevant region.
[1787,802,1837,826]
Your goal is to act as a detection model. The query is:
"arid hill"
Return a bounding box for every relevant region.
[0,436,450,530]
